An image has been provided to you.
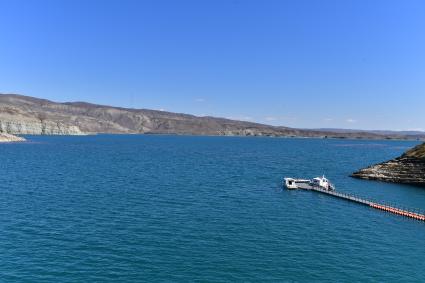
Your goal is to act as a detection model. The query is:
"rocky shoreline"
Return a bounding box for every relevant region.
[351,143,425,186]
[0,133,26,143]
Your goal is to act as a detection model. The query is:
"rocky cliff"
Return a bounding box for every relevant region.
[0,120,83,135]
[0,93,418,139]
[351,143,425,186]
[0,96,84,135]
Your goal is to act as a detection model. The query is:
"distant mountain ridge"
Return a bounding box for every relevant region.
[0,93,420,139]
[315,128,425,138]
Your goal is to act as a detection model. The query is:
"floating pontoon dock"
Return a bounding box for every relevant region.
[285,178,425,222]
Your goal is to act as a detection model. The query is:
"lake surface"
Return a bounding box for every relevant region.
[1,135,425,282]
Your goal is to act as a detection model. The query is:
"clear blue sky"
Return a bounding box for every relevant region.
[0,0,424,130]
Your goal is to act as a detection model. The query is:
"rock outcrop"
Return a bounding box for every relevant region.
[351,143,425,186]
[0,133,26,142]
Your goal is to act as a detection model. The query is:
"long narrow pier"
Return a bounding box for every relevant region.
[303,185,425,222]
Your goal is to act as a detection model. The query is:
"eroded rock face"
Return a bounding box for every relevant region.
[0,133,26,142]
[351,143,425,186]
[0,120,83,135]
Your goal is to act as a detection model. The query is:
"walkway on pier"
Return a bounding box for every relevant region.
[308,186,425,222]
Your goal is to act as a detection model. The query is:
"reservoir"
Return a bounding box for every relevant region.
[1,135,424,282]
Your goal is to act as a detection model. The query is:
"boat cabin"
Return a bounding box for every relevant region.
[311,176,334,191]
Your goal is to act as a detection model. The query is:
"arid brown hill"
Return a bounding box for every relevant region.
[0,93,419,139]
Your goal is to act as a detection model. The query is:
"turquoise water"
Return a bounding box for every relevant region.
[1,135,425,282]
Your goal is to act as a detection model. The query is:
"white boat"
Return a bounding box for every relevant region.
[284,176,335,191]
